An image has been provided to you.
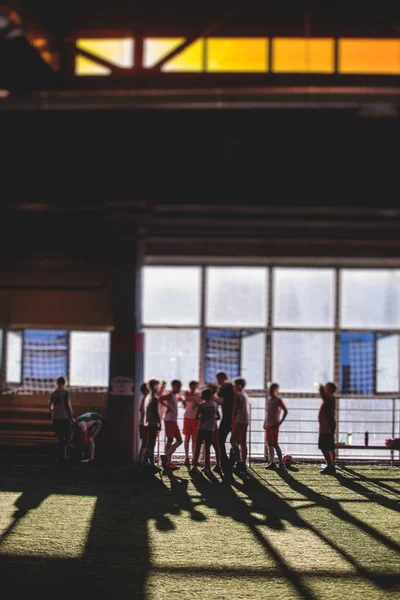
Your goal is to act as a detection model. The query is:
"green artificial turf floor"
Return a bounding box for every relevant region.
[0,464,399,600]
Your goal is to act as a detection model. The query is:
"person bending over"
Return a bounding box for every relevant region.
[77,411,104,464]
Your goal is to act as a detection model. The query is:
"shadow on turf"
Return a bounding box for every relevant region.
[339,465,400,499]
[204,468,400,593]
[0,466,206,600]
[191,469,318,600]
[270,469,400,591]
[1,465,399,600]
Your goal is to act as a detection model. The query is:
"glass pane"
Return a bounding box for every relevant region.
[207,38,268,72]
[70,332,110,387]
[144,38,184,68]
[272,331,334,393]
[273,268,335,327]
[338,398,395,459]
[248,397,266,458]
[24,330,68,388]
[242,332,265,389]
[339,39,400,75]
[206,267,267,327]
[6,331,23,383]
[272,38,334,73]
[163,39,204,72]
[75,56,111,76]
[376,334,399,393]
[341,269,400,329]
[205,329,240,383]
[76,39,134,68]
[144,329,200,388]
[142,267,201,325]
[340,332,375,395]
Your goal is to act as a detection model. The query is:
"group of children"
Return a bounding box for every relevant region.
[138,371,339,477]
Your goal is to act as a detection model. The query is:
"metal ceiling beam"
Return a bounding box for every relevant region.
[0,86,399,111]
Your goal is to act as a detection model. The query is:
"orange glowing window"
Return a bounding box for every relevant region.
[75,38,134,74]
[273,38,334,73]
[75,56,111,76]
[339,39,400,74]
[207,38,268,72]
[162,39,204,72]
[144,38,185,68]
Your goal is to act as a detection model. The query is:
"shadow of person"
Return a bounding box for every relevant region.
[339,465,400,499]
[0,464,206,600]
[334,470,400,514]
[190,470,318,600]
[0,489,50,543]
[274,469,400,591]
[166,471,207,522]
[235,471,308,531]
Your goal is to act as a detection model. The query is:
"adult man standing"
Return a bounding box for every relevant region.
[216,371,235,468]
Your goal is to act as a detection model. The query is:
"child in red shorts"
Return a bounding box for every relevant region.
[160,379,183,471]
[182,380,200,467]
[264,383,288,471]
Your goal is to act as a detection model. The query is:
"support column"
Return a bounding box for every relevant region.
[107,230,143,463]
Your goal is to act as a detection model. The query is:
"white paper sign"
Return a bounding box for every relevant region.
[110,376,134,396]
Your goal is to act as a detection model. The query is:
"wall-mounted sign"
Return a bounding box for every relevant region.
[110,376,134,396]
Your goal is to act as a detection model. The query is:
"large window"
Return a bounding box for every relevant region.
[69,331,110,387]
[142,266,201,326]
[273,268,335,328]
[206,267,267,327]
[142,266,400,460]
[2,329,110,392]
[6,331,23,384]
[144,329,200,388]
[74,37,400,75]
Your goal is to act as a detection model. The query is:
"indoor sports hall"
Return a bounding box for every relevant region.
[0,2,400,600]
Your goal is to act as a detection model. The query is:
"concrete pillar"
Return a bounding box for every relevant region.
[107,230,143,463]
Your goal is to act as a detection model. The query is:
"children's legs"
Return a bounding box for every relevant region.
[240,441,248,465]
[230,433,240,464]
[139,442,146,462]
[166,433,182,461]
[204,440,211,470]
[329,450,336,466]
[184,435,190,460]
[146,426,158,464]
[268,442,275,463]
[88,438,95,460]
[165,437,173,453]
[321,449,334,468]
[192,435,197,462]
[264,442,270,462]
[275,444,283,464]
[213,442,221,465]
[193,435,203,468]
